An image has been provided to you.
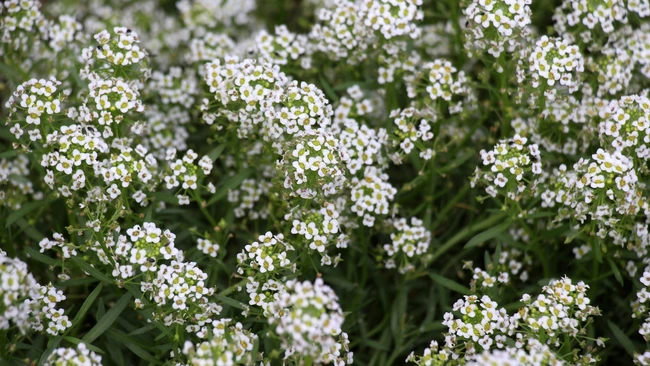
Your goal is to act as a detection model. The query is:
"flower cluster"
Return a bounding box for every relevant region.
[463,0,533,57]
[5,77,65,143]
[361,0,423,40]
[267,278,352,364]
[598,94,650,163]
[473,134,542,203]
[527,36,584,98]
[391,107,436,160]
[350,166,397,227]
[285,203,348,263]
[518,277,601,341]
[82,27,147,68]
[197,238,219,258]
[383,216,431,273]
[237,232,295,309]
[408,276,602,364]
[277,130,348,200]
[182,320,258,365]
[162,148,213,205]
[44,343,102,366]
[0,251,41,334]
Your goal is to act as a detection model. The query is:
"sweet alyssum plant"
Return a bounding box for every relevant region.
[2,0,650,364]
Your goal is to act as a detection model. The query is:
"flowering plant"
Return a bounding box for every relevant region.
[2,0,650,364]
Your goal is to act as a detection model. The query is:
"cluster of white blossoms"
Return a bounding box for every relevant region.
[361,0,423,40]
[550,149,645,240]
[330,86,388,174]
[255,25,309,67]
[0,251,41,334]
[197,238,219,258]
[391,107,435,160]
[633,266,650,365]
[0,0,47,52]
[177,0,256,30]
[149,67,198,109]
[46,15,82,53]
[309,0,374,62]
[286,203,348,264]
[553,0,649,45]
[186,32,234,64]
[202,56,288,138]
[350,166,397,227]
[422,59,470,103]
[527,36,584,97]
[271,81,334,138]
[408,276,602,364]
[383,216,431,273]
[236,232,295,310]
[267,278,352,364]
[162,148,213,205]
[44,343,102,366]
[277,130,348,199]
[518,277,601,341]
[182,320,258,365]
[78,76,145,136]
[82,27,146,67]
[5,77,64,143]
[35,284,72,336]
[472,134,542,202]
[597,94,650,162]
[228,178,271,219]
[467,339,563,366]
[463,0,533,57]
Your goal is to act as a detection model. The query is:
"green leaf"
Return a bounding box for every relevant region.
[608,320,637,357]
[25,247,58,266]
[6,197,55,228]
[62,337,105,354]
[70,257,114,284]
[69,283,103,333]
[429,273,472,295]
[0,149,21,159]
[38,336,62,366]
[464,219,512,249]
[318,74,339,103]
[207,144,226,162]
[207,168,252,206]
[214,294,244,310]
[390,286,407,346]
[82,291,132,344]
[606,257,624,286]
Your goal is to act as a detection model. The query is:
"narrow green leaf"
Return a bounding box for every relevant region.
[69,283,103,332]
[429,273,472,295]
[38,336,62,366]
[606,257,624,286]
[124,342,160,364]
[0,149,21,159]
[207,169,252,206]
[390,286,407,346]
[70,257,113,284]
[608,320,637,357]
[82,292,132,344]
[464,219,512,249]
[6,197,54,228]
[62,337,105,354]
[207,144,226,162]
[214,294,244,310]
[363,339,390,351]
[318,74,339,102]
[25,247,58,266]
[58,277,99,288]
